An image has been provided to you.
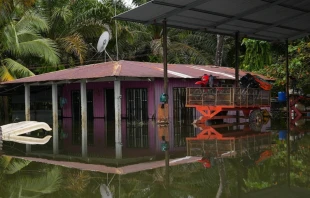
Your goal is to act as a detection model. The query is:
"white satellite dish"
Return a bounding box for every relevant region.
[100,184,113,198]
[97,31,110,53]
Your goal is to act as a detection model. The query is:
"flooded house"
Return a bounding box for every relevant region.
[0,60,271,159]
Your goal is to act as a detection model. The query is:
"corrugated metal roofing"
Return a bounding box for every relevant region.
[1,60,272,85]
[115,0,310,41]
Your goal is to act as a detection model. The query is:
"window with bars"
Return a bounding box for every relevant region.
[126,88,148,122]
[126,123,149,148]
[173,87,196,147]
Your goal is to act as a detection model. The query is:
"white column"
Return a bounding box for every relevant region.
[114,80,122,159]
[81,80,87,157]
[52,83,59,154]
[25,84,31,153]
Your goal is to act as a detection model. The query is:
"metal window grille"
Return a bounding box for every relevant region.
[126,88,148,122]
[126,123,149,148]
[173,88,196,147]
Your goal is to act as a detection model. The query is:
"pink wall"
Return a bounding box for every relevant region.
[62,81,154,118]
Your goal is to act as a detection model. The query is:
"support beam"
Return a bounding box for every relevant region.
[235,31,240,86]
[163,18,168,96]
[52,83,59,154]
[162,18,170,187]
[81,80,87,157]
[25,84,31,153]
[285,39,291,187]
[235,32,240,124]
[114,80,122,159]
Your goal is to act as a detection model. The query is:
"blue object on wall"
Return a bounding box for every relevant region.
[279,130,287,140]
[160,93,168,103]
[278,92,286,102]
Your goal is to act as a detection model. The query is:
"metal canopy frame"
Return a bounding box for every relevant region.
[115,0,310,41]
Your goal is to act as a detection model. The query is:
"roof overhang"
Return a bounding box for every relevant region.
[115,0,310,41]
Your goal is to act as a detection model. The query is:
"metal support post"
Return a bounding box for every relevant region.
[114,80,122,159]
[81,80,88,157]
[52,83,59,154]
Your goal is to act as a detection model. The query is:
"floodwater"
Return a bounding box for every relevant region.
[1,116,310,198]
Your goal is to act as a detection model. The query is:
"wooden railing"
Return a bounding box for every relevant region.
[186,87,271,107]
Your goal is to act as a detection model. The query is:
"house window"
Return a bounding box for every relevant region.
[173,88,196,147]
[126,88,148,121]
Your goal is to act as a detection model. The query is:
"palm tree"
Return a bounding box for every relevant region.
[0,1,59,81]
[0,1,60,122]
[35,0,113,67]
[241,38,271,71]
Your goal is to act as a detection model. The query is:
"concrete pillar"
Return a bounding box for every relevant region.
[52,83,59,154]
[25,84,31,153]
[81,80,87,157]
[114,80,122,159]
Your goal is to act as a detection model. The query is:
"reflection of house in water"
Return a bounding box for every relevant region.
[59,118,198,158]
[187,123,272,158]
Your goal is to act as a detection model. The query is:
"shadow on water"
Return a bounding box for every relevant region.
[2,117,310,197]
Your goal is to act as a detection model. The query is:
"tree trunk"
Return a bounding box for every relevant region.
[215,34,225,66]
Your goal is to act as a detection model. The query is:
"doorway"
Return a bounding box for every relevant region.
[71,90,94,120]
[105,89,115,147]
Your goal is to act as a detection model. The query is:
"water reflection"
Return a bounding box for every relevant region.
[3,118,196,164]
[2,118,310,197]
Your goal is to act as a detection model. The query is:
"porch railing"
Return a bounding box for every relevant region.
[186,87,270,107]
[187,133,271,157]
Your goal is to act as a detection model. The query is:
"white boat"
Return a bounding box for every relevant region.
[0,121,52,145]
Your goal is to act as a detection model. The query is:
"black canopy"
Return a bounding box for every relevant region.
[115,0,310,41]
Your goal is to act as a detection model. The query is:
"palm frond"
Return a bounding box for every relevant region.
[3,58,35,78]
[0,156,13,171]
[169,42,209,65]
[9,167,62,196]
[73,22,106,38]
[0,0,13,26]
[58,33,87,64]
[15,10,49,33]
[1,23,20,54]
[0,66,16,81]
[17,29,41,43]
[51,5,72,24]
[0,156,30,174]
[19,38,60,65]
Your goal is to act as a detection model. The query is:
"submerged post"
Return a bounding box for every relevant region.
[25,84,31,153]
[52,83,59,154]
[81,80,87,157]
[235,32,240,123]
[162,18,170,187]
[235,31,240,87]
[285,39,290,187]
[114,80,122,159]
